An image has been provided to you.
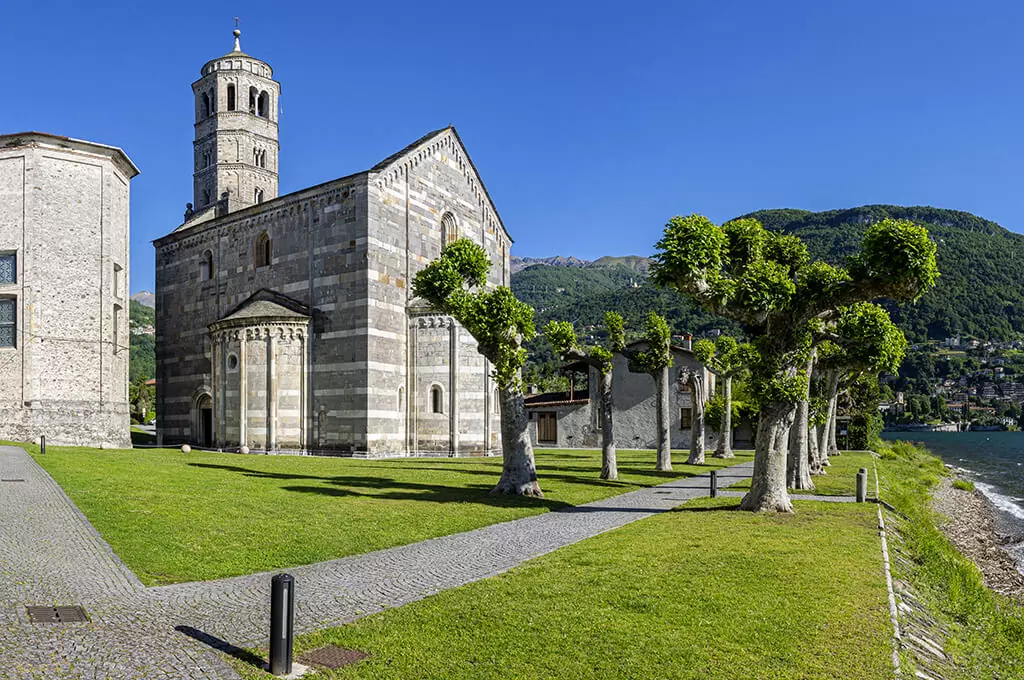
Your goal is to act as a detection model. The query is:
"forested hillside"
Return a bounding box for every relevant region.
[129,300,155,382]
[513,205,1024,384]
[743,205,1024,342]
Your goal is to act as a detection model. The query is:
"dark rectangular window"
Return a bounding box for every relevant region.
[0,297,15,348]
[680,407,692,430]
[0,252,14,284]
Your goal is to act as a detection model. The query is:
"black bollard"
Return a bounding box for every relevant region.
[269,573,295,676]
[710,470,718,498]
[40,435,45,455]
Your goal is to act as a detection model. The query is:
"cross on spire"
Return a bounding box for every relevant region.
[232,17,242,52]
[234,16,239,29]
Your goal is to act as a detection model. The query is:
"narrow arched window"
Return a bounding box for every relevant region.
[255,187,265,204]
[258,91,269,118]
[431,385,443,414]
[203,189,211,206]
[254,231,271,268]
[249,86,258,114]
[227,84,236,111]
[200,250,214,281]
[440,212,458,251]
[397,387,405,412]
[493,388,500,414]
[201,92,211,118]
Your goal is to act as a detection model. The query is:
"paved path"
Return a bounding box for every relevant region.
[1,445,757,679]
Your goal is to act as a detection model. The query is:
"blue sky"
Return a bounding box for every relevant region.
[2,1,1022,294]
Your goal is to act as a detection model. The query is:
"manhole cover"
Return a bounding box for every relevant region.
[27,606,89,623]
[298,645,368,670]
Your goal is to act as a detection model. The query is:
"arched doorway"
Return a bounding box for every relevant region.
[195,393,213,447]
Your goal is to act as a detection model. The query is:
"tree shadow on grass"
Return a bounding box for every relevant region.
[668,502,744,513]
[188,462,572,511]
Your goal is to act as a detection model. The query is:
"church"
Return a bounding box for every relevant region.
[155,30,509,456]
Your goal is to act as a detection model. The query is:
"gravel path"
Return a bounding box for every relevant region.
[0,445,755,679]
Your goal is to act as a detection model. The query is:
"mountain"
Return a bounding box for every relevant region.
[511,205,1024,348]
[129,300,155,383]
[742,205,1024,342]
[131,291,155,308]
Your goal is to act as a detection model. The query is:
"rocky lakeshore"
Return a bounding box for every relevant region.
[932,475,1024,601]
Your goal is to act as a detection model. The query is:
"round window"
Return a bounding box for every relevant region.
[227,354,239,370]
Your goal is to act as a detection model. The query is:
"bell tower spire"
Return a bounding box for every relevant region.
[190,26,280,217]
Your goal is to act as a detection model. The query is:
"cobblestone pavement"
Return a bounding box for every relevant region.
[0,445,753,679]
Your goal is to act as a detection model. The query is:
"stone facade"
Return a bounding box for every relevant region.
[526,346,753,451]
[155,34,508,456]
[0,132,139,447]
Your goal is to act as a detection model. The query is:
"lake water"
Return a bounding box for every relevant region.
[882,431,1024,566]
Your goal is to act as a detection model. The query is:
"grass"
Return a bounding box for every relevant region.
[876,439,1024,679]
[233,498,893,680]
[728,449,875,496]
[951,478,975,492]
[5,441,751,584]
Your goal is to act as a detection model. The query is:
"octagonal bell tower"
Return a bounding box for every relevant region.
[192,28,280,215]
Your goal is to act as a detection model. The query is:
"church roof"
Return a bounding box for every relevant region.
[212,289,311,328]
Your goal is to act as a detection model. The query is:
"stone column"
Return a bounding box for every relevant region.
[212,333,221,448]
[239,333,247,448]
[268,330,277,452]
[449,320,458,456]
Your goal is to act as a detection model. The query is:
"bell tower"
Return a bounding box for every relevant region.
[192,27,280,215]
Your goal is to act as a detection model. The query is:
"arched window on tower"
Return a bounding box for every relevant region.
[430,385,444,414]
[440,212,458,251]
[254,187,265,204]
[200,250,214,281]
[203,189,211,206]
[227,84,236,111]
[201,92,211,118]
[254,231,271,268]
[258,91,269,118]
[249,86,258,114]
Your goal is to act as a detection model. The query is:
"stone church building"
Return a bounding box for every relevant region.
[0,132,139,447]
[155,31,509,456]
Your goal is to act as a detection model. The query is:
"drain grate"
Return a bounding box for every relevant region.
[298,645,368,670]
[1,479,26,482]
[27,606,89,623]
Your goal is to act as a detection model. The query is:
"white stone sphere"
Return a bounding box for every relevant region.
[181,444,192,454]
[240,445,250,454]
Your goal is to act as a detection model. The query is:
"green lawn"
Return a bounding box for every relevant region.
[234,498,892,680]
[729,450,874,497]
[8,442,751,584]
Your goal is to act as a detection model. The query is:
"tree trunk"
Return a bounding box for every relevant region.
[598,369,617,481]
[687,370,706,465]
[819,372,840,466]
[492,384,543,496]
[808,424,824,475]
[713,375,734,458]
[827,392,840,457]
[655,366,672,471]
[786,357,814,490]
[740,401,796,512]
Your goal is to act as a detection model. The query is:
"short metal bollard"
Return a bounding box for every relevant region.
[40,435,45,455]
[269,573,295,676]
[856,470,867,503]
[710,470,718,498]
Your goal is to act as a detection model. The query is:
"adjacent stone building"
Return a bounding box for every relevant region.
[525,341,752,451]
[0,132,139,447]
[155,31,509,456]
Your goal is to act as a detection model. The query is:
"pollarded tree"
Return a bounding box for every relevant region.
[652,216,937,512]
[678,366,707,464]
[413,239,542,496]
[815,302,908,462]
[615,312,674,471]
[693,335,754,459]
[544,311,625,481]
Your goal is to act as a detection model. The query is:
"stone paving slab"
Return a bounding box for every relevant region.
[0,444,753,679]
